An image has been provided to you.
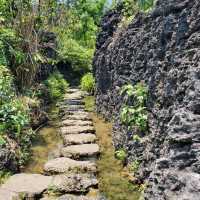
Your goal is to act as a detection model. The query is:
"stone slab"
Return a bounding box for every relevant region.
[61,144,100,159]
[51,174,98,193]
[44,157,97,174]
[60,120,93,127]
[1,174,52,198]
[63,134,96,145]
[60,126,95,135]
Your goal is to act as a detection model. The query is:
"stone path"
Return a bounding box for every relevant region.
[0,88,102,200]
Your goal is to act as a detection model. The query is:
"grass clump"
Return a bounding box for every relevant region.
[44,71,69,102]
[84,96,95,112]
[0,170,12,185]
[80,73,95,94]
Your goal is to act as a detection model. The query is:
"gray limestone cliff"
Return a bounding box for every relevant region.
[93,0,200,199]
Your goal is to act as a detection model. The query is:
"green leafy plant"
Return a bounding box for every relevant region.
[0,170,12,185]
[44,71,69,102]
[115,149,127,162]
[129,160,140,174]
[47,185,61,196]
[120,82,148,131]
[81,73,95,94]
[138,0,154,11]
[133,134,141,142]
[0,65,35,166]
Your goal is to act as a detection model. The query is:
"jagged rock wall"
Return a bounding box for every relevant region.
[93,0,200,199]
[36,31,57,81]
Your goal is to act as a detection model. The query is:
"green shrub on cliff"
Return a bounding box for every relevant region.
[138,0,154,11]
[81,73,95,94]
[115,149,127,162]
[120,82,148,132]
[45,71,69,102]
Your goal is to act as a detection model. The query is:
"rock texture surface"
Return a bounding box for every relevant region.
[61,119,93,127]
[61,144,100,159]
[63,134,97,145]
[51,174,98,193]
[60,126,95,135]
[44,157,97,174]
[0,174,52,199]
[93,0,200,199]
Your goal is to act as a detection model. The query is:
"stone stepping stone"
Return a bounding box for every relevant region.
[61,99,85,106]
[60,126,95,135]
[0,174,52,199]
[0,188,19,200]
[58,194,99,200]
[66,111,89,115]
[62,112,91,121]
[40,195,103,200]
[61,144,100,159]
[60,119,93,127]
[44,157,97,174]
[61,105,85,111]
[63,134,97,145]
[67,88,80,93]
[51,174,98,193]
[64,91,83,100]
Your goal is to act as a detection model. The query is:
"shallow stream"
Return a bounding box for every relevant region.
[23,96,140,200]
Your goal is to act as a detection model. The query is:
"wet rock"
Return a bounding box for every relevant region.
[61,99,85,106]
[61,105,85,112]
[0,174,52,199]
[67,88,80,93]
[60,120,93,127]
[58,194,100,200]
[62,112,91,121]
[60,126,95,135]
[63,134,96,146]
[0,188,19,200]
[51,174,98,193]
[0,147,18,171]
[44,157,97,174]
[64,91,83,100]
[61,144,100,159]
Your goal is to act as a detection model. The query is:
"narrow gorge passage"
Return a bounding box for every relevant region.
[0,89,102,200]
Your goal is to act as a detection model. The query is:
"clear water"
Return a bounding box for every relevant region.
[23,105,62,174]
[85,96,141,200]
[23,96,141,200]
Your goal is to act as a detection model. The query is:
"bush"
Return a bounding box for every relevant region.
[58,37,94,73]
[81,73,95,94]
[0,65,35,166]
[44,71,69,102]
